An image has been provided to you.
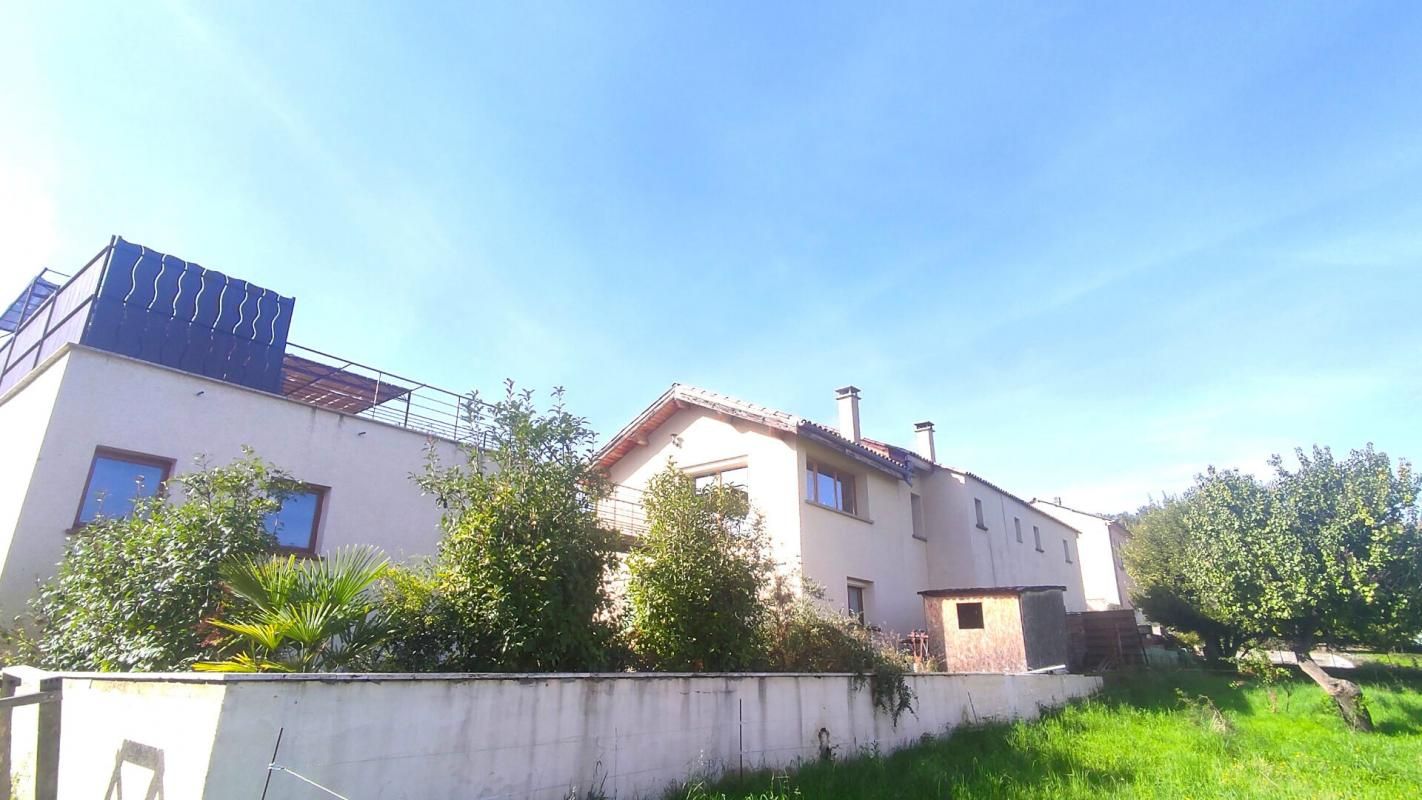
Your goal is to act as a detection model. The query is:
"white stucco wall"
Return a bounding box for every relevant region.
[1032,502,1132,610]
[40,670,1101,800]
[795,441,929,635]
[0,345,463,617]
[922,473,1087,612]
[604,407,806,579]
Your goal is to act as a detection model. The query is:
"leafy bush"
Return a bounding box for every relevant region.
[380,383,620,671]
[625,464,774,671]
[23,453,293,671]
[764,576,916,725]
[197,546,390,673]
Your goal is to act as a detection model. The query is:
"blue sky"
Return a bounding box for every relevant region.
[4,2,1420,512]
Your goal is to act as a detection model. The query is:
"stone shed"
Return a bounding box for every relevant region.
[920,586,1070,673]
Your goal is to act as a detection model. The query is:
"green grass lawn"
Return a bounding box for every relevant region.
[680,665,1422,800]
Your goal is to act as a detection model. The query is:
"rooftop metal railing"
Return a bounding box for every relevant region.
[281,342,494,445]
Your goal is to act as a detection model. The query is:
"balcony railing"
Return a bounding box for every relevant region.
[596,483,650,538]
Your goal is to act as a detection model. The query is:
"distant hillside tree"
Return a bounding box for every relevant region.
[625,463,773,670]
[380,383,620,671]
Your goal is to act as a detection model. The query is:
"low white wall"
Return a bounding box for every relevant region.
[41,671,1100,800]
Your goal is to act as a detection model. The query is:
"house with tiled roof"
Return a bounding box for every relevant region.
[1031,498,1136,613]
[596,384,1086,635]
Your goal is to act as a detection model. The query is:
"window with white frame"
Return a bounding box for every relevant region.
[974,498,987,529]
[806,459,857,515]
[846,583,866,623]
[693,465,748,496]
[911,493,926,540]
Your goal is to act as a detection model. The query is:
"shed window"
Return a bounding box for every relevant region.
[74,448,174,527]
[956,602,985,630]
[911,493,926,540]
[806,460,857,515]
[974,498,987,529]
[265,485,326,553]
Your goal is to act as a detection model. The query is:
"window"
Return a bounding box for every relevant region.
[806,459,857,515]
[1014,517,1022,542]
[74,448,174,527]
[974,498,987,529]
[847,584,866,624]
[956,602,984,630]
[265,485,326,553]
[1034,525,1043,552]
[1063,539,1073,563]
[910,493,926,540]
[693,465,748,495]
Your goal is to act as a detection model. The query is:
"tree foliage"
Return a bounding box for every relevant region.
[625,464,773,671]
[1125,444,1422,730]
[25,453,292,671]
[380,383,620,671]
[1122,495,1253,665]
[197,546,390,673]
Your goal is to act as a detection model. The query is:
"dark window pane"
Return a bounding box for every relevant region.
[79,456,165,523]
[839,474,856,515]
[847,585,865,622]
[806,464,816,500]
[957,602,985,630]
[265,490,321,550]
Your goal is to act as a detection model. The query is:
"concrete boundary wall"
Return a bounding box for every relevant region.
[11,670,1100,800]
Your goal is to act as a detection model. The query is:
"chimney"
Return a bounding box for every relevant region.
[835,386,861,442]
[913,421,936,462]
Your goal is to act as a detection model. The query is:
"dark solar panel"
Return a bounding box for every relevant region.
[0,275,60,333]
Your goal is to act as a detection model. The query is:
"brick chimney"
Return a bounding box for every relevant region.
[913,421,936,462]
[835,386,861,443]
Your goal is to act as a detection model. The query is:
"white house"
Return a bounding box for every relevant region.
[596,384,1086,635]
[0,238,464,618]
[1031,499,1135,612]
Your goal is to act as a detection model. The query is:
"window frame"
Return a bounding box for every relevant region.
[267,483,329,556]
[1014,517,1023,543]
[846,583,866,624]
[691,463,749,493]
[974,498,987,530]
[72,446,176,530]
[910,492,927,541]
[956,601,985,630]
[805,458,858,517]
[1063,538,1073,563]
[1034,525,1044,553]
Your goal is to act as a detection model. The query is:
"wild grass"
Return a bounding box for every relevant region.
[677,664,1422,800]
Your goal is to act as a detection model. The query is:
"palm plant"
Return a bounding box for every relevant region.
[197,546,391,673]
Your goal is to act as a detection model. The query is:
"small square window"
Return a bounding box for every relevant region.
[956,602,984,630]
[974,498,987,530]
[74,447,174,527]
[265,485,326,553]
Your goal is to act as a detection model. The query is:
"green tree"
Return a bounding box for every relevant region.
[1122,495,1255,666]
[1183,445,1421,731]
[26,453,293,671]
[381,383,619,671]
[198,546,390,673]
[625,464,773,671]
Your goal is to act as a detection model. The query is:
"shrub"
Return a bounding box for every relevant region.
[197,546,390,673]
[23,453,293,671]
[625,464,773,671]
[764,576,916,725]
[381,383,620,671]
